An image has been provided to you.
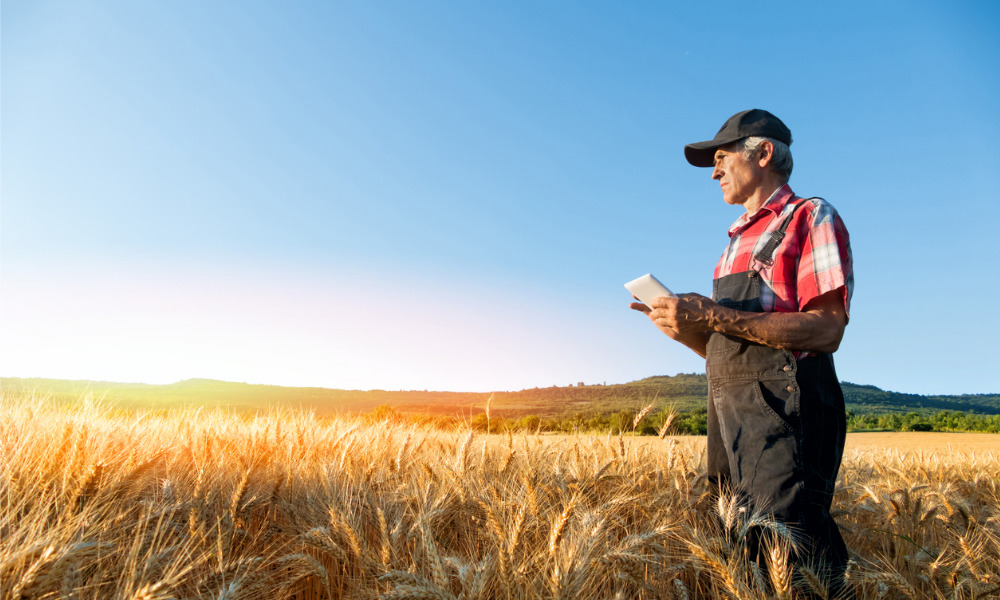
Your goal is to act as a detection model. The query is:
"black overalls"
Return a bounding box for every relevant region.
[705,199,850,591]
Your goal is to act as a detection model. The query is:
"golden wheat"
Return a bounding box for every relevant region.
[1,391,998,599]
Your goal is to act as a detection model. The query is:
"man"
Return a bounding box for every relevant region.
[631,109,853,595]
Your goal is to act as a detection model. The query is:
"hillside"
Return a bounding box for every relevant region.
[3,375,999,418]
[839,382,1000,413]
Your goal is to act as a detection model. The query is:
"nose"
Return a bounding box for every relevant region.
[712,164,723,180]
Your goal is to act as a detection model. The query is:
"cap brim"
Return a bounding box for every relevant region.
[683,136,743,167]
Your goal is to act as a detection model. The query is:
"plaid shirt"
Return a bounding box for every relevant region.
[714,184,853,316]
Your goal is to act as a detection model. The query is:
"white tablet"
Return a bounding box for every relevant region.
[625,273,676,307]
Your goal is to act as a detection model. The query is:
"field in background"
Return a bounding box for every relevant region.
[845,432,1000,452]
[2,392,998,600]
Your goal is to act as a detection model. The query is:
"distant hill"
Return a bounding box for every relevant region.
[838,382,1000,414]
[2,375,999,417]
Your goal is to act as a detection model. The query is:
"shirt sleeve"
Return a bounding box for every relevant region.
[795,200,854,315]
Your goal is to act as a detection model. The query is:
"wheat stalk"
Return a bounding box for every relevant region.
[485,394,493,435]
[672,577,690,600]
[229,467,251,518]
[765,537,793,600]
[420,522,449,589]
[633,403,654,429]
[548,493,579,556]
[658,410,678,440]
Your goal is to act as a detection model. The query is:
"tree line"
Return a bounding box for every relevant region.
[366,405,1000,434]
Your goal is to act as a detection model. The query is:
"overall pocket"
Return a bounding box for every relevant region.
[752,379,800,432]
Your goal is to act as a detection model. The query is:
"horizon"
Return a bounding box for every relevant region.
[3,1,999,396]
[3,373,997,398]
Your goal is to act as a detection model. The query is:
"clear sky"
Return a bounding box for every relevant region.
[2,1,999,395]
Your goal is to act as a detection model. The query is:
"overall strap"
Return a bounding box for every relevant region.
[753,197,819,266]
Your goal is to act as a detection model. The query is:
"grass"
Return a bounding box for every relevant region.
[1,390,998,599]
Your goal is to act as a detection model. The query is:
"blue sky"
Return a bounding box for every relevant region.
[2,1,999,394]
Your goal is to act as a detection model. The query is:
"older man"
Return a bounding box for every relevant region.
[631,109,853,595]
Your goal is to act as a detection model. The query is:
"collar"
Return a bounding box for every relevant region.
[727,184,796,236]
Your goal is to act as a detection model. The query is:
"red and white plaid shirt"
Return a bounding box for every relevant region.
[714,184,853,316]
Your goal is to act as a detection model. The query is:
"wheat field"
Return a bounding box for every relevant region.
[1,392,998,600]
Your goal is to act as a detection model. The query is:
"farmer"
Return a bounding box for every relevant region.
[631,109,854,595]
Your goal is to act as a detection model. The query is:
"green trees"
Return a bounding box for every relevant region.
[845,410,1000,433]
[367,406,1000,435]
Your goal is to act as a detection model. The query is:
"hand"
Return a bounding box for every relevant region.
[631,294,715,338]
[630,294,713,358]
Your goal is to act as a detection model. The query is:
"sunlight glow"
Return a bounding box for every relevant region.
[1,260,657,392]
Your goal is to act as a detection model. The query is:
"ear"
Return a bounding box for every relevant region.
[756,140,775,169]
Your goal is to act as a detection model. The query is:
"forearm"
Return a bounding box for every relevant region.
[641,290,846,356]
[707,306,844,353]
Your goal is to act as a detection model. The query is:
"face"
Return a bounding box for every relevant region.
[712,142,764,208]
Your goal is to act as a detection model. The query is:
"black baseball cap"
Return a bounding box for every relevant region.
[684,109,792,167]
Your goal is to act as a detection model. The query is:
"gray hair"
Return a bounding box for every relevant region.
[742,136,793,181]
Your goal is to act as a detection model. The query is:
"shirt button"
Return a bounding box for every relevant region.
[783,365,793,372]
[786,385,795,393]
